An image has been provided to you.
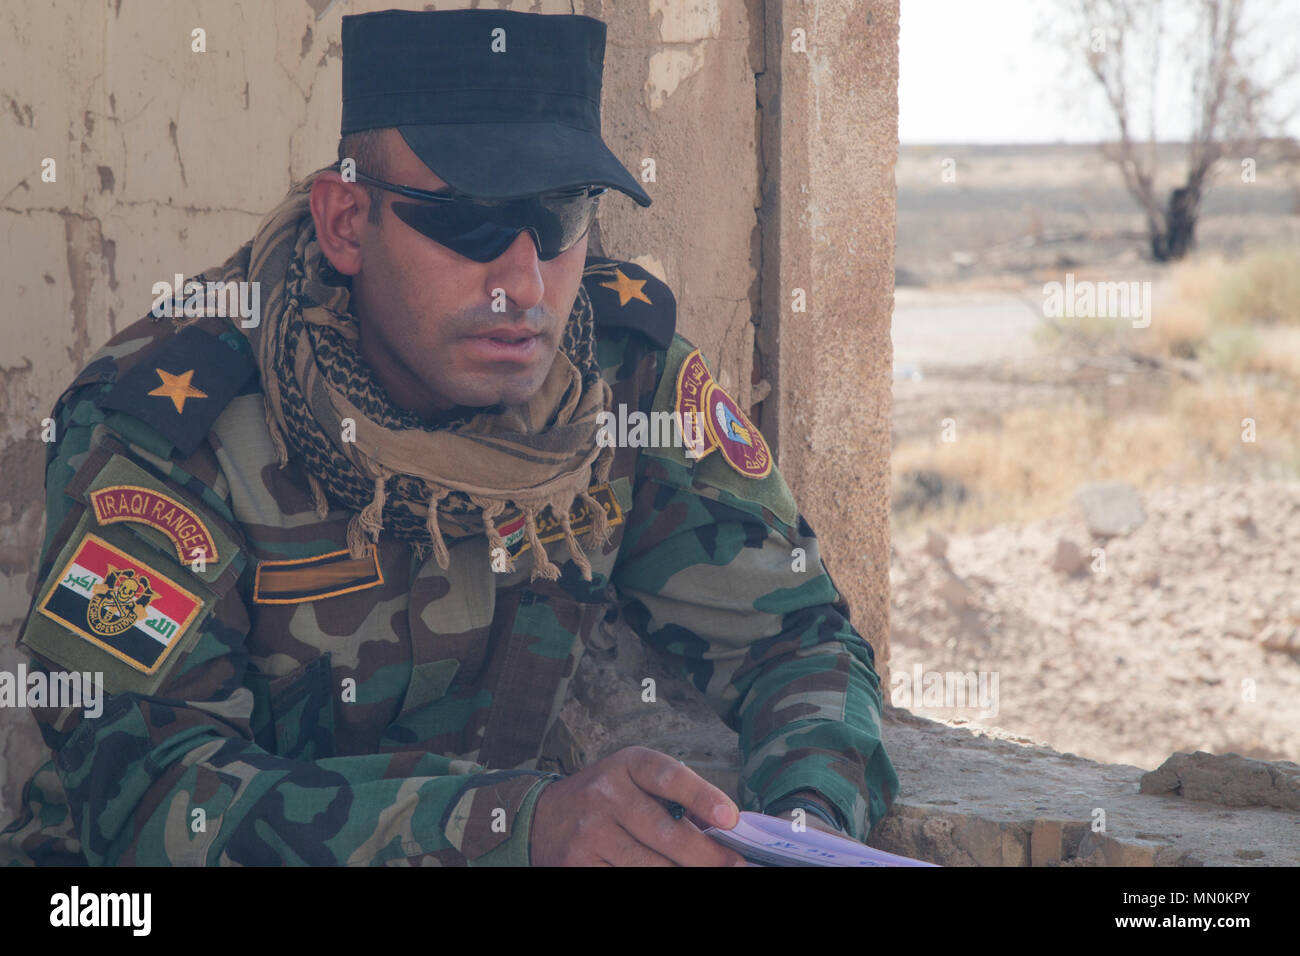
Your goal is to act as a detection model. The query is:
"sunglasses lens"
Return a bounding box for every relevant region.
[391,191,599,263]
[530,192,601,258]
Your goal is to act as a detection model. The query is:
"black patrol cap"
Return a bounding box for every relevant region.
[340,8,651,207]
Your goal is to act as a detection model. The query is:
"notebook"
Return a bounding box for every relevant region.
[703,811,938,867]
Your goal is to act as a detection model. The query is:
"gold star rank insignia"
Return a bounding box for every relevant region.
[599,267,652,307]
[147,368,208,414]
[95,326,257,456]
[582,257,676,348]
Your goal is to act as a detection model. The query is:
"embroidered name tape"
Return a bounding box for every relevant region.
[89,484,219,564]
[37,533,202,675]
[496,482,625,560]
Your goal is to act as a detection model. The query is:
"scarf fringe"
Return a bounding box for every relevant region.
[307,472,330,519]
[359,470,389,537]
[345,513,369,560]
[578,489,610,550]
[581,442,617,549]
[479,499,512,574]
[346,469,390,559]
[557,499,594,582]
[522,506,561,582]
[264,395,290,468]
[423,481,453,571]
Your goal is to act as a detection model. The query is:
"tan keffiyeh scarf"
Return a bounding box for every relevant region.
[200,167,615,582]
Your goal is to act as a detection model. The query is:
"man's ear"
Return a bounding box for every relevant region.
[310,170,368,277]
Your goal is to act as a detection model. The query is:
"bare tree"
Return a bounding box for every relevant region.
[1054,0,1299,261]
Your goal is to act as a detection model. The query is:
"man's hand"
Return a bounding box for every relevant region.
[530,746,749,866]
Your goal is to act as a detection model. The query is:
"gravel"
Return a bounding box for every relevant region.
[889,480,1300,770]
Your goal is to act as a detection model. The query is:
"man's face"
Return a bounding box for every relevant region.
[314,129,590,419]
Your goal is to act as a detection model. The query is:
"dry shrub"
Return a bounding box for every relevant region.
[1140,247,1300,372]
[893,245,1300,535]
[1141,256,1224,358]
[1239,327,1300,380]
[892,378,1300,534]
[1201,323,1262,373]
[894,403,1112,532]
[1167,378,1300,467]
[1208,246,1300,327]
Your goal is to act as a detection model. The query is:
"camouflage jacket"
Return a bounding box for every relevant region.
[2,255,897,866]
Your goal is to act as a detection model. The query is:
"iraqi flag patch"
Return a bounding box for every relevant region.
[37,534,203,675]
[496,483,626,561]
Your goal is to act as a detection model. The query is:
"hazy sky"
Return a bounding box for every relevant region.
[899,0,1300,144]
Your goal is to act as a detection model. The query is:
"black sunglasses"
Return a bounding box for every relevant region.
[350,169,606,263]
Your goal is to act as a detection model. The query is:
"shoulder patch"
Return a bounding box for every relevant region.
[88,485,220,565]
[675,347,773,479]
[583,256,676,351]
[71,440,245,589]
[21,512,218,695]
[645,334,798,528]
[95,324,256,458]
[36,533,202,677]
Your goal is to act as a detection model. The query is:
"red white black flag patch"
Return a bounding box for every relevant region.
[37,534,202,675]
[496,482,626,560]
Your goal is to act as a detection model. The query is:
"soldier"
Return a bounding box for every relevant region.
[2,7,897,866]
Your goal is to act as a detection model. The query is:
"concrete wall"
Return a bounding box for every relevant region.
[0,0,899,822]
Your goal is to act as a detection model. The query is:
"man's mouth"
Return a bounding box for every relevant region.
[466,329,542,362]
[473,328,541,344]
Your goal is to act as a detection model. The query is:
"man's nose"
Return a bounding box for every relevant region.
[484,228,545,310]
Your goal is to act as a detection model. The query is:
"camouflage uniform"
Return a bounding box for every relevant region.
[2,255,898,866]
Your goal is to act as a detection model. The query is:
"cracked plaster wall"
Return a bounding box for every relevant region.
[0,0,898,831]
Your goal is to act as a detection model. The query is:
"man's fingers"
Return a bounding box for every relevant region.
[616,785,746,867]
[623,748,739,830]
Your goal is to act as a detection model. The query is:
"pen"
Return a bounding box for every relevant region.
[661,799,686,821]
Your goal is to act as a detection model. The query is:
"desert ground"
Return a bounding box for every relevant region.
[889,140,1300,770]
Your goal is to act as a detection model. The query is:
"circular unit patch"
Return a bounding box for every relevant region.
[702,381,772,479]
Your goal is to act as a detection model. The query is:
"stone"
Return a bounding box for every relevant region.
[937,577,973,608]
[1030,819,1064,866]
[1259,626,1300,654]
[1076,480,1146,537]
[1139,751,1300,811]
[924,528,949,559]
[1050,538,1087,575]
